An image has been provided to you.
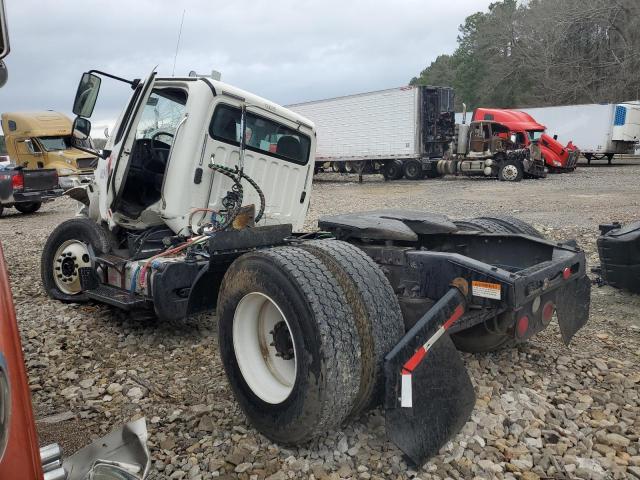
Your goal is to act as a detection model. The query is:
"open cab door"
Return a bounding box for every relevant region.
[106,69,157,215]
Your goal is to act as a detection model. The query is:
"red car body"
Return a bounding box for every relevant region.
[472,108,579,171]
[0,242,44,479]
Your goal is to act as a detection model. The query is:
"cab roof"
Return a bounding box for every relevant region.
[1,111,72,137]
[472,108,545,131]
[157,76,315,131]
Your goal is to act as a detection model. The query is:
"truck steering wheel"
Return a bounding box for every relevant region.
[150,131,174,153]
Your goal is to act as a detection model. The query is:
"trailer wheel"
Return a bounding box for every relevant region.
[300,240,404,414]
[475,215,543,238]
[41,218,112,302]
[331,162,347,173]
[217,247,361,444]
[14,201,42,214]
[403,160,424,180]
[382,160,403,181]
[498,161,523,182]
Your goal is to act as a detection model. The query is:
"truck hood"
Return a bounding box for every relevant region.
[47,148,97,172]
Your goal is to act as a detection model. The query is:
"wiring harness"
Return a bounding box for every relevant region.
[139,164,265,288]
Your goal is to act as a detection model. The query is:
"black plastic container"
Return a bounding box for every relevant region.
[597,221,640,293]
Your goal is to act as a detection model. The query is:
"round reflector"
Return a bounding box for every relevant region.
[562,267,571,280]
[516,316,529,338]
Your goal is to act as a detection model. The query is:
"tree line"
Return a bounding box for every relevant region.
[410,0,640,110]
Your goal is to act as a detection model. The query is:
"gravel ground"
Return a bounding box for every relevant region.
[2,159,639,480]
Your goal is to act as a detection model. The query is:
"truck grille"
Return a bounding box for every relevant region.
[77,157,98,170]
[23,169,58,192]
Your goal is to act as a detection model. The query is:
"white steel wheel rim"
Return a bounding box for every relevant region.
[232,292,297,404]
[502,164,519,181]
[53,240,91,295]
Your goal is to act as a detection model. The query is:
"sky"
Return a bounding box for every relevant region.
[0,0,492,136]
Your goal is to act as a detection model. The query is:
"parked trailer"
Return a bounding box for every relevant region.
[288,85,455,180]
[519,102,640,164]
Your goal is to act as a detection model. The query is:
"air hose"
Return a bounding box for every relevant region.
[205,163,266,231]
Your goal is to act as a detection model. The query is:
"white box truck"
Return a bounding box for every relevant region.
[288,86,456,180]
[518,102,640,164]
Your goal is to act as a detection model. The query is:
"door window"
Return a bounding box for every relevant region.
[134,89,188,146]
[209,104,311,165]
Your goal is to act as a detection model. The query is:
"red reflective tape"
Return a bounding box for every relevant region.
[443,304,465,330]
[402,347,426,374]
[400,304,464,374]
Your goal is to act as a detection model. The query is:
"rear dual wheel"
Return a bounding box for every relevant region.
[15,201,42,214]
[403,159,424,180]
[382,160,403,180]
[217,242,403,443]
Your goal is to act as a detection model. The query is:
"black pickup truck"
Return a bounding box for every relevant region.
[0,165,63,216]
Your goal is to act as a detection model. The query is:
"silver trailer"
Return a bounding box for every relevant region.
[518,102,640,164]
[288,86,455,180]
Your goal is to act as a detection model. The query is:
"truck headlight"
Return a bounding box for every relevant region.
[59,168,75,176]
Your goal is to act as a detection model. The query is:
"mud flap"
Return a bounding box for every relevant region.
[384,288,475,465]
[556,275,591,344]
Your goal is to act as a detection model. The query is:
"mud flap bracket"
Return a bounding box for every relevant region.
[384,287,476,465]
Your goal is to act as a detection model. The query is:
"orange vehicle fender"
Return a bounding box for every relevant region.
[0,242,43,479]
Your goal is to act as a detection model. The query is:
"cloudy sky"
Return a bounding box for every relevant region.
[1,0,492,135]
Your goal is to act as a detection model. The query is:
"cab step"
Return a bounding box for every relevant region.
[79,267,148,310]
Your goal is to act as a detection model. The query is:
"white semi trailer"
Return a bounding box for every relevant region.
[517,102,640,164]
[288,86,456,180]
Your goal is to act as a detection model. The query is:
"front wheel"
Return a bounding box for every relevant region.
[217,247,361,444]
[41,218,112,302]
[15,201,42,214]
[498,161,524,182]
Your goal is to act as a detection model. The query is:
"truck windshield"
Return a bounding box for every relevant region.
[527,131,544,142]
[135,89,187,145]
[39,136,70,151]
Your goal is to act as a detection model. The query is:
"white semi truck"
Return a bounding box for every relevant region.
[459,102,640,165]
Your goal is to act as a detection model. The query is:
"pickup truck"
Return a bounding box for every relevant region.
[0,165,62,216]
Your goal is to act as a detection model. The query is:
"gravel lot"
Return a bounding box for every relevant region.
[2,159,639,480]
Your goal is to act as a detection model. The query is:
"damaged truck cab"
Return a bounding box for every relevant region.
[41,68,591,465]
[81,71,314,233]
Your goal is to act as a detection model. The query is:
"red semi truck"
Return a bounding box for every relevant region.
[472,108,579,172]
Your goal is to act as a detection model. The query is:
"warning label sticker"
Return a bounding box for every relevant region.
[472,281,501,300]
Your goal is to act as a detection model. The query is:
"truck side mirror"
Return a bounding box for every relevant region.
[72,117,91,141]
[72,72,101,118]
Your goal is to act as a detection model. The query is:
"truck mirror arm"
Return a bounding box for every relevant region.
[87,69,140,89]
[71,141,107,160]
